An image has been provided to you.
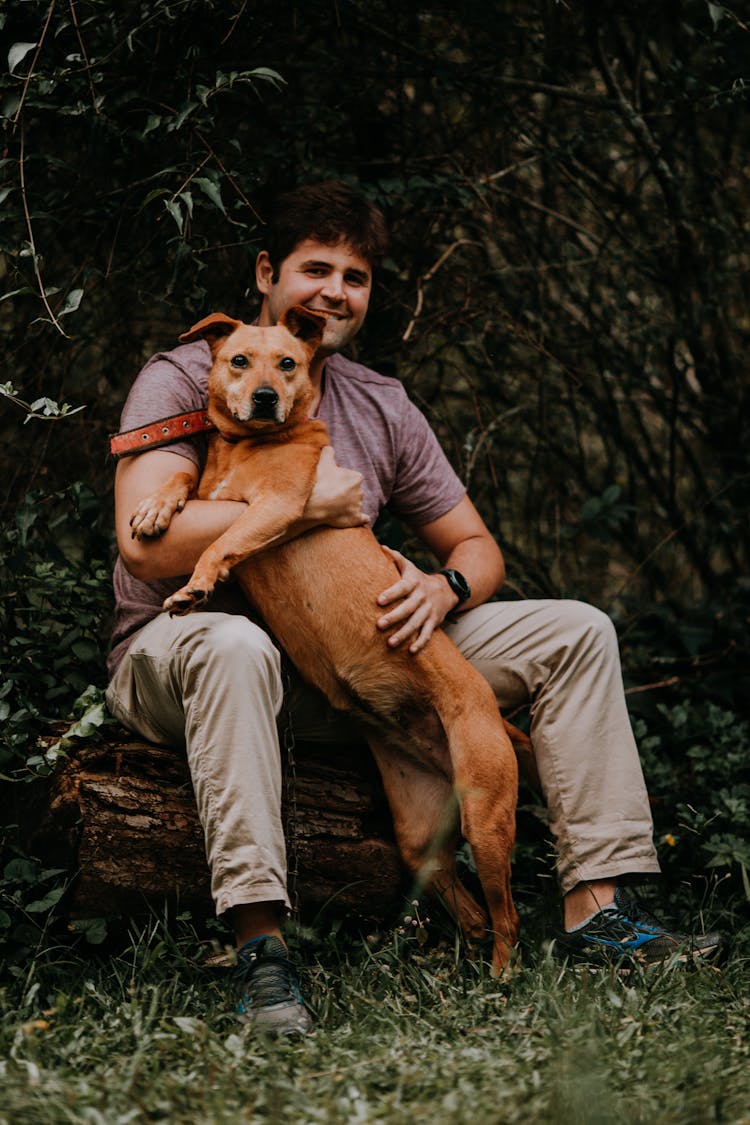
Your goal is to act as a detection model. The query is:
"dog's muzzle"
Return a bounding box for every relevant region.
[247,385,280,420]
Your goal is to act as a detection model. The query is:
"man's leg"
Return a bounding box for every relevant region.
[106,612,313,1034]
[107,611,290,917]
[444,598,660,898]
[444,600,724,963]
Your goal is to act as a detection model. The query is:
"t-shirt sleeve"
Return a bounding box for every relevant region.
[118,351,208,468]
[388,395,466,526]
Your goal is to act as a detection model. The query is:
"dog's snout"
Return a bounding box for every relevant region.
[252,386,279,409]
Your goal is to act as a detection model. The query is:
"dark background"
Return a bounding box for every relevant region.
[1,0,748,918]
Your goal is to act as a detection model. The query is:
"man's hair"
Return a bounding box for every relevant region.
[263,180,388,277]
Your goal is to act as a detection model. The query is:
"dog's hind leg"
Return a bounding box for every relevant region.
[367,737,489,941]
[432,676,520,976]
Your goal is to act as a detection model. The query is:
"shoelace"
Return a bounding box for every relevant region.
[237,945,301,1009]
[612,890,664,931]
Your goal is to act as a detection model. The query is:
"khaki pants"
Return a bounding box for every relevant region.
[106,599,660,916]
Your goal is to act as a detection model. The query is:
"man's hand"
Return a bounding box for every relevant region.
[376,545,458,654]
[303,446,368,528]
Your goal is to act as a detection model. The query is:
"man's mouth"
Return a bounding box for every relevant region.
[305,307,348,321]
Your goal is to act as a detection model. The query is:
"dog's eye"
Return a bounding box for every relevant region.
[279,357,296,372]
[230,355,248,368]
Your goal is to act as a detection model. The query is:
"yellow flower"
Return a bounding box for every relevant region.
[663,833,676,847]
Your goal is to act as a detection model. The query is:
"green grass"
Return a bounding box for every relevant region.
[1,906,749,1125]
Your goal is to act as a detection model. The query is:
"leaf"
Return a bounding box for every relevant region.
[30,397,59,416]
[164,199,184,234]
[173,101,198,130]
[4,858,39,883]
[141,114,162,137]
[246,67,286,88]
[0,286,33,302]
[8,42,37,74]
[174,1016,204,1034]
[58,288,84,317]
[707,3,724,29]
[26,886,66,913]
[69,917,108,944]
[194,177,226,215]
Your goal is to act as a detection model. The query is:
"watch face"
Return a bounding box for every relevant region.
[442,568,470,603]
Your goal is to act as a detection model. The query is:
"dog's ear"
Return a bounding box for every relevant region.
[179,313,242,351]
[280,305,326,348]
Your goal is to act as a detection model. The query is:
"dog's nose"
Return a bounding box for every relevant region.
[251,386,279,409]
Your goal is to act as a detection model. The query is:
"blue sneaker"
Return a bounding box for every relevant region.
[235,936,313,1036]
[555,887,725,967]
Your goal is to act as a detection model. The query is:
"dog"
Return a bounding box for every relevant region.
[129,305,521,974]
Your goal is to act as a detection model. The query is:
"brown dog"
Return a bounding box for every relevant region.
[130,306,521,974]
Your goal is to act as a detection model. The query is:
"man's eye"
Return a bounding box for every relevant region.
[230,355,248,368]
[279,357,296,372]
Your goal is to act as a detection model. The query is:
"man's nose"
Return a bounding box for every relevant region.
[320,273,345,301]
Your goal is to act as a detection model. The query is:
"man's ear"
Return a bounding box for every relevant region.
[179,313,242,352]
[280,305,327,348]
[255,250,275,295]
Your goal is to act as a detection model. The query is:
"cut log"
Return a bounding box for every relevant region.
[33,734,406,926]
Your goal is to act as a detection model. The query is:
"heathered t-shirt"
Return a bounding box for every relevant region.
[108,342,466,677]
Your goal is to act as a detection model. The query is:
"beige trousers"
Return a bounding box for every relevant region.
[105,599,660,916]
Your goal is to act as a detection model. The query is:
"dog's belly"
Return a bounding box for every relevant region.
[233,524,457,756]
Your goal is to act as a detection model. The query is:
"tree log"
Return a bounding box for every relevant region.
[34,734,406,926]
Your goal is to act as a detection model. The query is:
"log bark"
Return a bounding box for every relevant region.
[34,734,406,925]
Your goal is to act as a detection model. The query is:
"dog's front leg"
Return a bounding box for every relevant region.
[163,485,313,615]
[130,471,195,539]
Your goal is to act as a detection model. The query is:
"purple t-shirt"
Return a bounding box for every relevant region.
[108,342,466,676]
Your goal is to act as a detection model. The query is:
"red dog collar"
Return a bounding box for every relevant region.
[109,410,216,459]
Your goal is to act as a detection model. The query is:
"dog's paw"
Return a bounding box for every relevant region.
[162,586,209,616]
[130,495,186,540]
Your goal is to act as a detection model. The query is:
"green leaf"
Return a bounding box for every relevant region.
[26,885,66,913]
[164,199,184,234]
[707,3,724,28]
[194,177,226,215]
[4,858,39,883]
[58,288,84,317]
[69,916,108,944]
[245,67,286,88]
[8,42,37,74]
[141,114,162,137]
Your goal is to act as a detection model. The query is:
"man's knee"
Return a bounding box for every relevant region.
[558,599,619,661]
[180,614,282,687]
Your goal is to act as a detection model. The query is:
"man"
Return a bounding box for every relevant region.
[107,181,722,1037]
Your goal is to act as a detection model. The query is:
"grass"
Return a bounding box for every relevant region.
[1,899,749,1125]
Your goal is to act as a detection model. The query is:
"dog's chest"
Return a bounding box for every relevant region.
[198,439,266,504]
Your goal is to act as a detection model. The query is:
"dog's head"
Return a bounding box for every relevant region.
[179,305,326,435]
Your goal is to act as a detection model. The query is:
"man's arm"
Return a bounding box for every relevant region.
[375,495,505,654]
[115,446,367,582]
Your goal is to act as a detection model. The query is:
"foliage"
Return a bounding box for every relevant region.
[0,483,113,779]
[1,0,748,612]
[0,913,748,1123]
[633,701,750,897]
[1,0,748,964]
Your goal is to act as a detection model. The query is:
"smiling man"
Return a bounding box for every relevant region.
[106,181,723,1039]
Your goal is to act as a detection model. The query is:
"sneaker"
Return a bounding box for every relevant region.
[555,887,725,967]
[235,935,313,1036]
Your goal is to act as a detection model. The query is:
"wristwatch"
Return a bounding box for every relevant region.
[439,568,471,608]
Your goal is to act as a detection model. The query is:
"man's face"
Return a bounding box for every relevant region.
[256,238,372,355]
